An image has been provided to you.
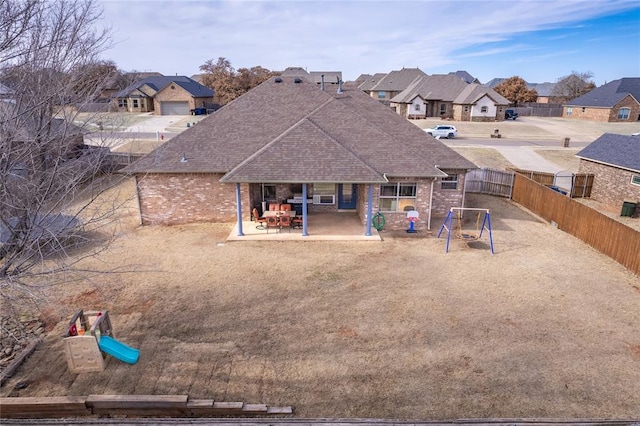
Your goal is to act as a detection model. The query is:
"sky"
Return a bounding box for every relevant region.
[97,0,640,86]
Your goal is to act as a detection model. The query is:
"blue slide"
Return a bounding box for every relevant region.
[98,335,140,364]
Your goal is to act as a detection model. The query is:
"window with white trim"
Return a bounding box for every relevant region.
[378,91,386,99]
[441,174,458,190]
[379,183,417,212]
[566,107,573,116]
[439,103,447,115]
[632,174,640,186]
[313,183,335,205]
[618,108,630,120]
[414,103,421,111]
[481,106,488,113]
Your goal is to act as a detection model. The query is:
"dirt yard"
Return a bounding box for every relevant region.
[2,179,640,420]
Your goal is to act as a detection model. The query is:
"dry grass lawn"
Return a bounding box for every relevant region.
[2,181,639,420]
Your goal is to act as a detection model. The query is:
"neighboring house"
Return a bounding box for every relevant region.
[112,76,214,115]
[452,84,510,122]
[449,70,479,84]
[562,78,640,122]
[123,77,476,233]
[390,74,498,120]
[0,82,15,100]
[357,72,387,92]
[576,133,640,210]
[363,68,427,105]
[280,68,343,86]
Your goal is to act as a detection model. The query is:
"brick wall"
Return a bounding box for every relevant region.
[135,173,249,225]
[578,160,640,208]
[354,172,466,231]
[563,96,640,122]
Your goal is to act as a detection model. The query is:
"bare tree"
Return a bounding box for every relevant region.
[551,71,596,104]
[1,0,130,307]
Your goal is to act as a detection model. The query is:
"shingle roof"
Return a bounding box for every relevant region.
[370,68,427,92]
[124,77,475,182]
[454,84,510,105]
[308,72,343,85]
[114,76,213,98]
[449,71,478,84]
[357,73,387,91]
[391,74,470,103]
[576,133,640,173]
[564,78,640,107]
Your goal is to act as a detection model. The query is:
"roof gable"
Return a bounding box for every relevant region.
[114,75,213,98]
[454,84,510,105]
[392,74,471,103]
[576,133,640,172]
[370,68,427,91]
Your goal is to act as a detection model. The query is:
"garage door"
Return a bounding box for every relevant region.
[160,101,190,115]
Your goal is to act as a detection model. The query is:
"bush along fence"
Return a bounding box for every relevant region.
[511,173,640,275]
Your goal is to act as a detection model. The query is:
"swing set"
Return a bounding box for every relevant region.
[437,207,494,254]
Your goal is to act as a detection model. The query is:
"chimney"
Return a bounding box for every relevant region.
[321,74,325,91]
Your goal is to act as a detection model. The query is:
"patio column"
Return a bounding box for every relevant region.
[235,183,244,237]
[365,184,374,236]
[302,183,309,237]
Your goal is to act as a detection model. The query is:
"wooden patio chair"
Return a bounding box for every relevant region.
[253,208,266,230]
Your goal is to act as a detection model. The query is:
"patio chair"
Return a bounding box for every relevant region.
[253,208,266,230]
[266,215,279,233]
[280,204,291,211]
[269,203,279,211]
[278,214,291,232]
[292,216,303,229]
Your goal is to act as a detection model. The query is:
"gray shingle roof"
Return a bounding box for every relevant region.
[114,76,213,98]
[124,77,475,182]
[448,71,478,84]
[357,73,387,91]
[370,68,427,92]
[576,133,640,172]
[565,78,640,107]
[391,74,470,103]
[454,84,510,105]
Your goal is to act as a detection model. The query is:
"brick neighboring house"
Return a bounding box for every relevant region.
[389,74,505,121]
[123,77,476,234]
[576,133,640,210]
[562,78,640,122]
[361,68,427,105]
[112,76,214,115]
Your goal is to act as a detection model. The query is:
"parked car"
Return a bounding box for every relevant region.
[505,109,519,120]
[424,125,458,139]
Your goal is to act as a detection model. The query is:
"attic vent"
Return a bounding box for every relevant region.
[274,77,283,83]
[294,78,302,84]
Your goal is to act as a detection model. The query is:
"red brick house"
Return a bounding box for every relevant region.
[576,133,640,211]
[562,78,640,122]
[112,76,214,115]
[123,77,476,235]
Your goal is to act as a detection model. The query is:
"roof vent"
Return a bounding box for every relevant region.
[274,77,283,83]
[294,78,302,84]
[181,153,188,163]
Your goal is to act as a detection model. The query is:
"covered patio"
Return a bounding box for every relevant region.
[227,211,382,241]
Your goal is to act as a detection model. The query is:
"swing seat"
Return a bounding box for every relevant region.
[456,232,479,241]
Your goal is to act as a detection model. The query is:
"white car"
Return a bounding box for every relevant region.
[424,125,458,139]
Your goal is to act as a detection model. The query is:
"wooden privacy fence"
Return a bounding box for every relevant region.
[511,173,640,275]
[465,168,515,198]
[106,152,145,169]
[508,167,593,198]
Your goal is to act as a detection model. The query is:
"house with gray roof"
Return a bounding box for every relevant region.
[123,76,476,235]
[357,73,387,91]
[576,133,640,210]
[112,75,214,115]
[390,74,506,121]
[364,68,427,105]
[563,78,640,122]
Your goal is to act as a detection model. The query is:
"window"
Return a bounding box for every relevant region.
[618,108,631,120]
[439,104,447,115]
[566,107,573,116]
[118,99,128,108]
[313,183,335,204]
[261,184,276,202]
[464,106,469,112]
[133,99,139,108]
[632,175,640,186]
[441,174,458,190]
[378,183,417,212]
[414,103,421,111]
[480,106,488,113]
[378,91,386,99]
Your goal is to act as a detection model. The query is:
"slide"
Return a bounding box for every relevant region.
[98,335,140,364]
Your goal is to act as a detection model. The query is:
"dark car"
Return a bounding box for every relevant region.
[505,109,519,120]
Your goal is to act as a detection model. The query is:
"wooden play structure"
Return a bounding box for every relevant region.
[437,207,494,254]
[63,310,139,373]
